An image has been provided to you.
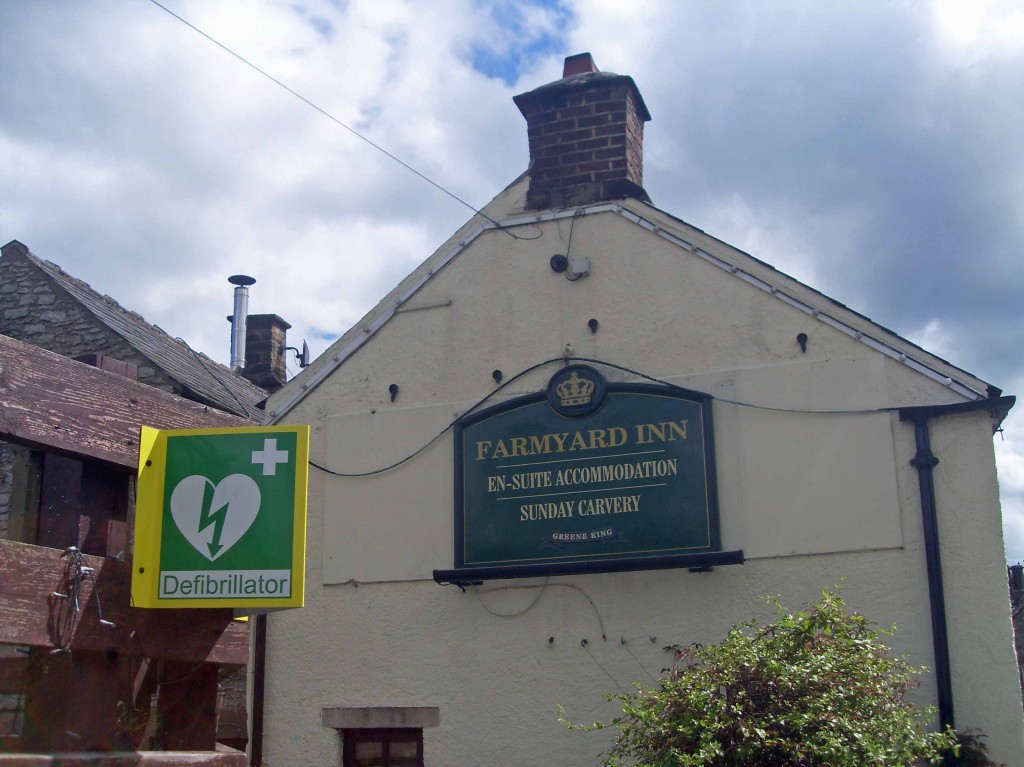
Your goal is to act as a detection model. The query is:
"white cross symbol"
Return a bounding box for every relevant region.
[251,438,289,476]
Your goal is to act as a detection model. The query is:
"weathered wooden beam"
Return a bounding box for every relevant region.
[0,540,248,665]
[0,752,246,766]
[0,334,253,469]
[20,648,123,752]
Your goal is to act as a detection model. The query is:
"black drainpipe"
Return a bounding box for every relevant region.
[898,394,1014,736]
[250,613,267,766]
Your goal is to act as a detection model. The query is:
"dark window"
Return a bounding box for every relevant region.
[343,728,423,767]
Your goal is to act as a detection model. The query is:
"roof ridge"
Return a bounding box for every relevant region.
[14,246,267,419]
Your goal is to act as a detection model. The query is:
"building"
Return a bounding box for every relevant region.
[0,240,292,418]
[1010,564,1024,705]
[0,334,249,761]
[0,239,298,535]
[0,240,295,754]
[261,54,1023,765]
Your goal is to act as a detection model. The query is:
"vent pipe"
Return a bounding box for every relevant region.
[228,274,256,371]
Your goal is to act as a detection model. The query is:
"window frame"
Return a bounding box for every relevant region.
[342,727,424,767]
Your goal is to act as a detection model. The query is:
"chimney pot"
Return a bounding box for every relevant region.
[563,52,598,78]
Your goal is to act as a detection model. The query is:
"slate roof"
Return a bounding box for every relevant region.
[13,243,266,420]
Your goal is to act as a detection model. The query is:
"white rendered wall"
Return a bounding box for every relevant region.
[263,191,1022,765]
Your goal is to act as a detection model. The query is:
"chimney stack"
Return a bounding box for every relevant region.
[242,314,290,392]
[513,52,651,210]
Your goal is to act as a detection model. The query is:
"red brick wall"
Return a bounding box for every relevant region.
[516,74,649,210]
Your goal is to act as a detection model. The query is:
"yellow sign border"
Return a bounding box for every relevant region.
[131,424,309,609]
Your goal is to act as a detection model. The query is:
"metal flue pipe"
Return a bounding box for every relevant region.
[228,274,255,372]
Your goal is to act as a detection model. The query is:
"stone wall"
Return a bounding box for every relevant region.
[0,251,179,540]
[0,253,178,393]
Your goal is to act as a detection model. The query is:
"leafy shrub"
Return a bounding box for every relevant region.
[565,588,956,766]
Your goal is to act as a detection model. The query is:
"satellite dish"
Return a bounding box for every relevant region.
[284,340,312,369]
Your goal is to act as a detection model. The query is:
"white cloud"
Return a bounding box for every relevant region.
[930,0,1024,59]
[2,0,1022,559]
[908,319,957,362]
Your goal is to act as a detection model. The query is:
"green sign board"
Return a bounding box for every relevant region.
[454,366,720,573]
[132,425,309,609]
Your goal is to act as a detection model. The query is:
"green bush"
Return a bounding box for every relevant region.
[564,588,956,766]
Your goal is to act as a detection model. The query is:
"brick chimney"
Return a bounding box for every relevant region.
[242,314,290,392]
[513,52,651,210]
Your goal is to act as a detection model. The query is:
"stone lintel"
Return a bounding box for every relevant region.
[321,706,440,730]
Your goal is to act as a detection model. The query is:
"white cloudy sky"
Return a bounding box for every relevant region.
[2,1,1023,558]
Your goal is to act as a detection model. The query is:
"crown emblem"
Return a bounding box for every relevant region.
[556,371,595,407]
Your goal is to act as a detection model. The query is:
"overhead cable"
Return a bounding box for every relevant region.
[145,0,539,240]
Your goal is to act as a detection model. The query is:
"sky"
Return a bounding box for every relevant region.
[1,1,1023,558]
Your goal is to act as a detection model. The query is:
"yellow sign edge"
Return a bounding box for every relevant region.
[131,425,310,610]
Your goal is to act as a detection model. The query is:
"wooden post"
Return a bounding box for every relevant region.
[156,661,219,751]
[20,649,124,752]
[36,454,82,550]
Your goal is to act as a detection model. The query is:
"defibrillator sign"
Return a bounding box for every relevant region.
[132,425,309,609]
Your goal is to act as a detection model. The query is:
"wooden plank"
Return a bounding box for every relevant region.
[0,752,246,765]
[0,334,253,469]
[77,462,130,557]
[73,353,139,380]
[0,540,248,665]
[20,648,123,752]
[156,661,219,751]
[36,453,82,549]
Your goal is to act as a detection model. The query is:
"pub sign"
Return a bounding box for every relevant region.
[453,365,720,574]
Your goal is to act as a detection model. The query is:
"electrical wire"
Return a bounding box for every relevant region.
[620,639,659,683]
[308,356,563,476]
[551,583,608,640]
[573,358,901,415]
[475,580,549,618]
[309,355,905,477]
[145,0,541,241]
[563,209,583,282]
[581,643,627,694]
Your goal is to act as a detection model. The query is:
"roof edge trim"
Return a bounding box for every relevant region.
[268,204,987,422]
[268,224,487,421]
